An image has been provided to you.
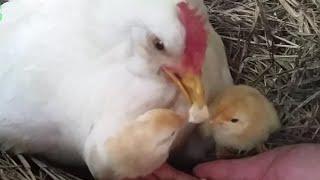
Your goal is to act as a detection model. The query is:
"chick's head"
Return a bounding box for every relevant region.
[203,85,280,151]
[85,109,185,179]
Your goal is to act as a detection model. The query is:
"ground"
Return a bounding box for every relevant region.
[0,0,319,179]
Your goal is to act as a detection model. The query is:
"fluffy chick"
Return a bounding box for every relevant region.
[86,109,185,180]
[200,85,281,157]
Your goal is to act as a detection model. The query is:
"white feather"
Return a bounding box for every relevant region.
[0,0,233,177]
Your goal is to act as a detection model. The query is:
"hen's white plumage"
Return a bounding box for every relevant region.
[0,0,233,178]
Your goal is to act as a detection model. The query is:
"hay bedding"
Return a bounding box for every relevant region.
[0,0,319,179]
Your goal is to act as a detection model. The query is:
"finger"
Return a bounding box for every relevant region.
[141,174,158,180]
[194,146,294,179]
[152,163,198,180]
[194,158,264,179]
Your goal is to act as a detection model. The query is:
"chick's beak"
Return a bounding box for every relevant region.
[163,67,209,123]
[210,117,224,126]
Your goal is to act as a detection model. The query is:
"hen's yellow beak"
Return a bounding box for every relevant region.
[163,67,206,109]
[163,67,209,123]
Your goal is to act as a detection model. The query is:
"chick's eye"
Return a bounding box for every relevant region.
[153,38,165,51]
[170,131,176,136]
[231,118,239,123]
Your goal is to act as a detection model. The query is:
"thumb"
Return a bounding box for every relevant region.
[151,164,197,180]
[193,158,265,180]
[193,147,292,180]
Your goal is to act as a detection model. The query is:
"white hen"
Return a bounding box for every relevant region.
[0,0,232,179]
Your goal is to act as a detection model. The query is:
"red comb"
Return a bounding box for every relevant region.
[177,2,208,75]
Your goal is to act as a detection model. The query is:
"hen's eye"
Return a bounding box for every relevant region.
[170,131,176,136]
[153,38,165,51]
[231,118,239,123]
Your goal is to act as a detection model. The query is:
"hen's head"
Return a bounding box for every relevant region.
[130,1,208,107]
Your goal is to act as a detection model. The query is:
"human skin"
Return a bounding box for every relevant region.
[140,143,320,180]
[126,164,196,180]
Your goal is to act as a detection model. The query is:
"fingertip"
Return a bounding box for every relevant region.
[152,163,197,180]
[193,160,230,179]
[194,153,281,180]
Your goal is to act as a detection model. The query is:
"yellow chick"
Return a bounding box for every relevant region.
[200,85,281,158]
[91,109,185,180]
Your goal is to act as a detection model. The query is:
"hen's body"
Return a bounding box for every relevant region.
[0,0,232,168]
[0,0,187,164]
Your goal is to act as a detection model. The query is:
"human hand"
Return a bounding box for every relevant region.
[124,164,197,180]
[140,164,197,180]
[194,143,320,180]
[129,144,320,180]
